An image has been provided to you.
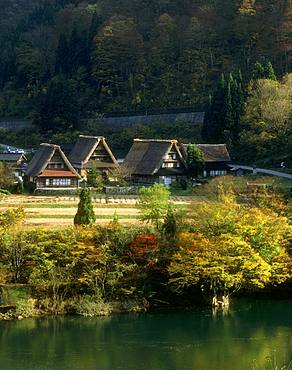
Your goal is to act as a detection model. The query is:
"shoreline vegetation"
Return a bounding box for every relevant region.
[0,177,291,321]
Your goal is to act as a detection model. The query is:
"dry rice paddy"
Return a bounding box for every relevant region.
[0,195,196,227]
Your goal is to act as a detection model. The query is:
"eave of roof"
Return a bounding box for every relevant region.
[39,170,79,178]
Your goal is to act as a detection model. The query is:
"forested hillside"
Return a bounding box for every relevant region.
[0,0,290,117]
[0,0,291,163]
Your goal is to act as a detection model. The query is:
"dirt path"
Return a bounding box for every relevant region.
[25,218,141,226]
[24,207,140,216]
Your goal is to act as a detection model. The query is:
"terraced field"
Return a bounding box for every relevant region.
[0,195,195,227]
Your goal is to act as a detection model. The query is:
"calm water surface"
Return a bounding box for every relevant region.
[0,299,291,370]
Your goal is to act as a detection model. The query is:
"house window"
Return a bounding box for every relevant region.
[52,179,71,186]
[160,176,173,185]
[167,153,176,160]
[210,170,227,177]
[162,162,174,168]
[45,179,50,186]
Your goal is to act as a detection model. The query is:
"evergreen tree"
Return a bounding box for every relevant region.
[203,71,246,145]
[252,61,265,79]
[252,61,276,80]
[162,204,177,238]
[55,34,69,74]
[230,72,245,143]
[87,167,104,190]
[222,75,234,143]
[88,11,103,42]
[263,61,277,80]
[74,187,96,226]
[36,75,79,133]
[202,74,226,143]
[186,144,205,178]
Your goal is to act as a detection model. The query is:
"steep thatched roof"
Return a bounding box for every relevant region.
[26,143,80,178]
[123,139,185,175]
[68,135,118,167]
[181,144,231,162]
[0,153,26,162]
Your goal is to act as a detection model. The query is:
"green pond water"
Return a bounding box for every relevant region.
[0,299,291,370]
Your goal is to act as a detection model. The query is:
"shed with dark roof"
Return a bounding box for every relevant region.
[181,143,231,177]
[26,143,81,191]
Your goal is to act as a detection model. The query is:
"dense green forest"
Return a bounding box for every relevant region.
[0,0,291,162]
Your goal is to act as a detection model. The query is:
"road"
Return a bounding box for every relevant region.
[229,164,292,180]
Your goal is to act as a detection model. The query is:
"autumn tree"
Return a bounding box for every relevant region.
[239,73,292,164]
[0,162,15,190]
[168,233,273,305]
[168,188,292,305]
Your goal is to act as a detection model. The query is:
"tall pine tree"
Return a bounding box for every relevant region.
[202,74,227,143]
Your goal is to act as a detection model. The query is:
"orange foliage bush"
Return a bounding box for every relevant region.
[130,235,158,260]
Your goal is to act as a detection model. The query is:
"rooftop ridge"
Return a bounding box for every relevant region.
[40,143,60,148]
[79,135,104,140]
[134,139,177,143]
[182,143,227,146]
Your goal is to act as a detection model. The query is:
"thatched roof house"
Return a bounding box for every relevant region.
[0,153,26,164]
[26,143,81,191]
[0,152,27,176]
[181,144,231,177]
[123,139,186,185]
[68,135,118,176]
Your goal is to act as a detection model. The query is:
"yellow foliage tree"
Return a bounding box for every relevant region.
[169,188,292,305]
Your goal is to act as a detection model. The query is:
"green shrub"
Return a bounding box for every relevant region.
[73,295,112,317]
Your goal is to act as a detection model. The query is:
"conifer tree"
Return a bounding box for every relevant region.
[162,204,177,238]
[252,61,276,80]
[252,61,265,79]
[222,75,234,143]
[230,73,244,143]
[74,187,96,226]
[55,34,69,74]
[37,75,79,133]
[186,144,205,178]
[263,61,277,80]
[203,71,245,145]
[202,74,226,143]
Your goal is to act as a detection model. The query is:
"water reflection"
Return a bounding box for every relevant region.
[0,299,291,370]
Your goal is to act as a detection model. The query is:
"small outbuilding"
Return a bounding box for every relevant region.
[181,143,231,177]
[26,143,81,191]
